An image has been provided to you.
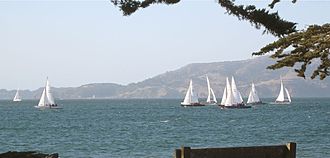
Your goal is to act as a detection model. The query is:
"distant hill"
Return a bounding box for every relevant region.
[1,56,330,100]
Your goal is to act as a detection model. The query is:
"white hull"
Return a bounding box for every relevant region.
[34,105,62,109]
[13,99,22,102]
[274,101,291,104]
[205,101,217,105]
[247,102,265,105]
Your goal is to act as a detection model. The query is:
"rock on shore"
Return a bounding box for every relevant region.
[0,151,58,158]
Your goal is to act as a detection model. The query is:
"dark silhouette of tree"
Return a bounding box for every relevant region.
[111,0,330,80]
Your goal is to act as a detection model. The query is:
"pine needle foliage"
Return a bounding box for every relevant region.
[254,24,330,80]
[110,0,179,16]
[218,0,296,37]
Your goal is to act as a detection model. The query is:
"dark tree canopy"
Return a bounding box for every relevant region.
[111,0,330,80]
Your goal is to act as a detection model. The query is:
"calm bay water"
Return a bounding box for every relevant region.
[0,98,329,158]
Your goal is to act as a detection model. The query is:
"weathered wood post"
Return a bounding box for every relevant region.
[286,142,296,158]
[174,149,181,158]
[181,147,191,158]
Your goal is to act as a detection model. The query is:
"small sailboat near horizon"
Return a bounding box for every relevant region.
[181,80,205,106]
[35,78,61,109]
[206,76,217,105]
[274,78,291,104]
[13,88,22,102]
[219,76,250,108]
[247,82,263,105]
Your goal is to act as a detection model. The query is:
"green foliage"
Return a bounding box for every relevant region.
[218,0,296,37]
[111,0,180,16]
[254,24,330,80]
[268,0,296,8]
[112,0,297,37]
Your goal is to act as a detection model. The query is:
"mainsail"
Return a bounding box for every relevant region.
[285,88,292,103]
[276,79,285,102]
[210,88,217,103]
[220,87,227,105]
[224,77,235,106]
[38,88,47,107]
[46,79,55,105]
[13,88,22,102]
[206,76,217,103]
[231,76,243,104]
[247,83,261,104]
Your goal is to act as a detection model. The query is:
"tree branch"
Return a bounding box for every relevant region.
[111,0,180,16]
[253,24,330,79]
[218,0,297,37]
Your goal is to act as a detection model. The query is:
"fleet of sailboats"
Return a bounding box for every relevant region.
[13,88,22,102]
[219,76,250,108]
[7,76,292,109]
[35,78,61,109]
[181,76,291,107]
[181,80,205,106]
[275,79,291,104]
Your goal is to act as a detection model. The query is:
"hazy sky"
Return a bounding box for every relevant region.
[1,0,329,90]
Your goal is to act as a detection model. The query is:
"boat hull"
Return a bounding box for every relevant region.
[274,101,291,104]
[218,104,251,109]
[181,102,205,107]
[247,101,266,105]
[34,104,62,109]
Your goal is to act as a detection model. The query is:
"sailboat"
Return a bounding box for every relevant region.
[13,88,22,102]
[275,78,292,104]
[35,78,61,109]
[219,76,250,108]
[206,76,217,104]
[247,82,263,104]
[181,80,205,106]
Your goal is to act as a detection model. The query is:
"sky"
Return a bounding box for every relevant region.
[1,0,329,90]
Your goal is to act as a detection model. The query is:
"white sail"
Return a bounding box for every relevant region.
[182,80,199,105]
[13,88,22,102]
[276,79,285,102]
[247,90,253,104]
[238,92,243,103]
[210,88,217,103]
[190,80,199,103]
[220,87,227,105]
[247,83,260,104]
[182,80,192,105]
[275,78,292,103]
[37,88,47,107]
[206,76,217,103]
[206,76,211,103]
[46,79,55,105]
[225,77,235,106]
[285,88,291,102]
[231,76,243,103]
[252,83,260,102]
